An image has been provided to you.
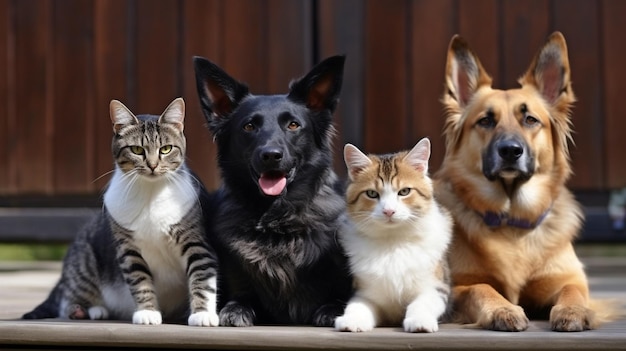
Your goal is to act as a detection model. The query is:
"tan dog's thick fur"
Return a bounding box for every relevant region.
[435,32,610,332]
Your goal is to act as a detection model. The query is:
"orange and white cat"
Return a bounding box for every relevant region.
[335,138,452,333]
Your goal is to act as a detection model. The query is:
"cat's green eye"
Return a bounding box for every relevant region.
[398,188,411,196]
[365,190,379,199]
[130,146,144,155]
[160,145,173,154]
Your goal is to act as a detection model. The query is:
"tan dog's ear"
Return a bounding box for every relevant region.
[519,31,576,109]
[443,35,493,110]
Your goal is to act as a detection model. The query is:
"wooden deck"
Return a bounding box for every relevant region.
[1,258,625,350]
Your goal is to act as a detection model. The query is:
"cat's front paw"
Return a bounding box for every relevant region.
[219,301,255,327]
[403,315,439,333]
[335,314,375,332]
[87,306,109,320]
[132,309,162,325]
[188,311,219,327]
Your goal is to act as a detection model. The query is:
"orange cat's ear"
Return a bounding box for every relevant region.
[404,138,431,173]
[344,144,372,181]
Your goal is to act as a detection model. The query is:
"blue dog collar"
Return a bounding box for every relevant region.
[481,208,550,230]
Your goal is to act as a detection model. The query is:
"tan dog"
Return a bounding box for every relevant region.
[435,32,610,332]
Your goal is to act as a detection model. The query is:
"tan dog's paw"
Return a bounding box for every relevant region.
[478,305,529,331]
[550,304,595,332]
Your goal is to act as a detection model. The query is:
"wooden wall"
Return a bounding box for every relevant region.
[1,0,625,201]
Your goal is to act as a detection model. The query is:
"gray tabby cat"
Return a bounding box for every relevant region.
[22,98,219,326]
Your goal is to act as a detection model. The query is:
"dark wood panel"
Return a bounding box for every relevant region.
[93,0,130,191]
[2,0,626,197]
[13,0,53,193]
[221,0,267,91]
[51,0,94,193]
[457,0,501,87]
[553,0,604,189]
[409,0,456,173]
[364,0,409,154]
[501,0,550,88]
[134,0,180,113]
[266,0,311,93]
[601,0,626,188]
[181,0,222,190]
[0,0,10,193]
[318,0,366,175]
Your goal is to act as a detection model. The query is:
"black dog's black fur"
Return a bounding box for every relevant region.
[193,55,352,327]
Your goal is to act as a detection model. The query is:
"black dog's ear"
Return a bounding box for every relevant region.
[193,56,249,122]
[287,55,345,113]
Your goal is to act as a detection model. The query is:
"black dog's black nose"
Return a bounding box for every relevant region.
[260,147,283,165]
[498,140,524,162]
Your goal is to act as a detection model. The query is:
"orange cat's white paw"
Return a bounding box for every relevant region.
[132,309,162,325]
[403,315,439,333]
[335,314,375,332]
[188,311,219,327]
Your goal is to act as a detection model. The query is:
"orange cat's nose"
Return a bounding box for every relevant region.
[383,209,395,218]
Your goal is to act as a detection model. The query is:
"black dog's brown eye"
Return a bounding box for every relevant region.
[287,121,300,130]
[243,123,255,132]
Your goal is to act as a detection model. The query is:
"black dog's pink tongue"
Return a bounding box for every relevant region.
[259,173,287,196]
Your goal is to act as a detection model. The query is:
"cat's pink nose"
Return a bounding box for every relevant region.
[383,209,395,218]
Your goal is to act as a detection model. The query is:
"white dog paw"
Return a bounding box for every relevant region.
[88,306,109,320]
[403,315,439,333]
[335,315,375,332]
[188,311,219,327]
[132,309,162,325]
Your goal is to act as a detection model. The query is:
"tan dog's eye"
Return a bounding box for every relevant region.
[524,115,540,127]
[477,115,496,128]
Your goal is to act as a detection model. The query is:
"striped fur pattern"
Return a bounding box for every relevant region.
[23,98,219,326]
[335,138,452,333]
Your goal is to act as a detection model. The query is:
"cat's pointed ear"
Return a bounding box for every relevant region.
[443,35,492,110]
[193,56,249,124]
[404,138,431,173]
[159,97,185,131]
[287,55,345,112]
[344,143,372,181]
[109,100,139,133]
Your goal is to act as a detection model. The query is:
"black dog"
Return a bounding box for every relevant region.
[193,55,352,327]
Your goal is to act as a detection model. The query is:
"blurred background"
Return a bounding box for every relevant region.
[1,0,626,257]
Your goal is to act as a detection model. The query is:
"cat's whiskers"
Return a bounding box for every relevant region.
[92,169,116,183]
[119,170,141,201]
[164,169,199,204]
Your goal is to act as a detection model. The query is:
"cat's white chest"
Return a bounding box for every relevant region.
[103,169,196,234]
[341,206,451,304]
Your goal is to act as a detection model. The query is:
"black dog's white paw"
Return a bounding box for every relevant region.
[219,301,256,327]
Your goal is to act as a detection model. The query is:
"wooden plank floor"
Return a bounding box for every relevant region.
[1,257,625,351]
